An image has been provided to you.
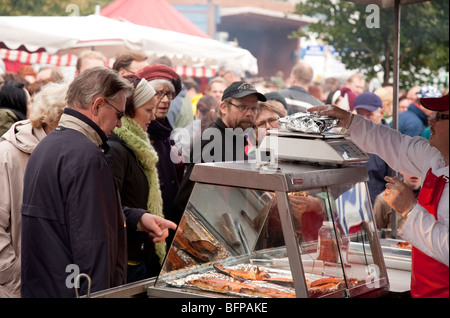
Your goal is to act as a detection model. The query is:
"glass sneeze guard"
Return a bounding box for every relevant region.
[151,162,389,298]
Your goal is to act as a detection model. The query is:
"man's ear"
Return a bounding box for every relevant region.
[219,101,228,116]
[91,97,104,116]
[118,68,128,77]
[289,74,296,86]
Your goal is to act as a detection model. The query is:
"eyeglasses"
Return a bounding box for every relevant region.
[123,68,135,75]
[255,117,280,128]
[431,112,449,122]
[104,99,125,120]
[155,90,176,101]
[228,101,258,114]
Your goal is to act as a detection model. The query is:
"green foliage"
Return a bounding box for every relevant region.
[0,0,114,16]
[294,0,449,89]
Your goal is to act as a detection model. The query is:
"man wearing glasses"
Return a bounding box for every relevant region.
[20,67,176,297]
[309,94,449,298]
[172,81,267,225]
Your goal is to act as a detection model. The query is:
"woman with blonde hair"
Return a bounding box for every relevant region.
[374,86,394,124]
[0,81,67,297]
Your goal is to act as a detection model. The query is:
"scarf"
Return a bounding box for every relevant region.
[113,116,166,264]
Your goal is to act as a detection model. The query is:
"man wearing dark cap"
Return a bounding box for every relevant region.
[219,81,266,131]
[354,92,385,125]
[172,81,266,225]
[309,94,449,298]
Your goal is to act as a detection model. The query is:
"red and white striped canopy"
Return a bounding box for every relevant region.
[1,48,78,67]
[0,15,257,77]
[0,48,217,78]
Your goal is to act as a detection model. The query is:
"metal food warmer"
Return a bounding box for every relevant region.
[143,157,391,298]
[90,129,409,298]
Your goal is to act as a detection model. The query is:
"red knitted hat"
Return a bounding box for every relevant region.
[135,64,182,96]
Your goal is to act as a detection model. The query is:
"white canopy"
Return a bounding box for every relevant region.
[0,15,258,74]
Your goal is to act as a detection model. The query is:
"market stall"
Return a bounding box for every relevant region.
[88,118,411,298]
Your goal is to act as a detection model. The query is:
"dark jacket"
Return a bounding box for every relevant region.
[20,109,139,297]
[364,153,393,206]
[278,86,322,114]
[362,120,393,206]
[396,103,429,137]
[147,118,182,223]
[106,133,154,267]
[172,117,248,226]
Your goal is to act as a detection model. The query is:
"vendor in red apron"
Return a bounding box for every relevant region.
[309,93,449,298]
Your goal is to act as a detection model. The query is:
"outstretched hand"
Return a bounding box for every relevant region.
[383,176,417,215]
[308,105,354,129]
[140,213,177,243]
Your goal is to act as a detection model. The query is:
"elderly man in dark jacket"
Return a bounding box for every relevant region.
[20,67,176,298]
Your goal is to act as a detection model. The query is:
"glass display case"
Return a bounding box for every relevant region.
[147,161,390,298]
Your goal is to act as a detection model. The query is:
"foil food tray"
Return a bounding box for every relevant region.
[159,262,349,298]
[166,271,296,298]
[279,112,339,134]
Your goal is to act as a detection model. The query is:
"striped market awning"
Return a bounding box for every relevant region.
[173,65,216,78]
[1,48,216,78]
[1,48,79,67]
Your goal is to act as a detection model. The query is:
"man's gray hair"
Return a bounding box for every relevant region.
[66,66,134,109]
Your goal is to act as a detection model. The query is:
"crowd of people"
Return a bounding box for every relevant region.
[0,50,448,298]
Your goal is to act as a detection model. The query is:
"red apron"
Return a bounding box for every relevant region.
[411,168,449,298]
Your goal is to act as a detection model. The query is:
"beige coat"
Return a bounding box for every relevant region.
[0,120,46,297]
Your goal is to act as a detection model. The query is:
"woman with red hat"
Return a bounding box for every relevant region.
[135,64,185,247]
[309,94,449,298]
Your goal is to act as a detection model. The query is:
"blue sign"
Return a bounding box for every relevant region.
[305,45,324,56]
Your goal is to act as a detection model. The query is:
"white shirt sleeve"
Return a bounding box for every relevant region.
[347,115,434,177]
[399,201,449,266]
[347,115,449,266]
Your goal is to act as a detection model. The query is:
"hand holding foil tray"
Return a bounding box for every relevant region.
[279,112,339,134]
